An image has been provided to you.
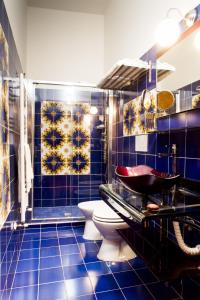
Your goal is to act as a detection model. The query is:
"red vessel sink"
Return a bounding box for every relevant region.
[115,165,180,194]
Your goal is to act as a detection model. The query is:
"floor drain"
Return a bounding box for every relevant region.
[64,213,72,217]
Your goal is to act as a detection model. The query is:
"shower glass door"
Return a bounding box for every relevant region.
[32,83,107,221]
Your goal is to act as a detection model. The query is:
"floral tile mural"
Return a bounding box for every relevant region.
[41,101,90,175]
[123,89,157,136]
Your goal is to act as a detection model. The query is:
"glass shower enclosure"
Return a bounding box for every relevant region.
[32,83,108,222]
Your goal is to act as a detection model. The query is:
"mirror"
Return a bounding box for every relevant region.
[156,18,200,115]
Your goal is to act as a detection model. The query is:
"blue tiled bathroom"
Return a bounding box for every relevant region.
[1,0,200,299]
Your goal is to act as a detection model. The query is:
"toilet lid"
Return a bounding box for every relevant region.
[78,200,103,210]
[93,202,125,222]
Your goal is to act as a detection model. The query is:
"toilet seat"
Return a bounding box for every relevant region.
[78,200,102,213]
[93,202,129,223]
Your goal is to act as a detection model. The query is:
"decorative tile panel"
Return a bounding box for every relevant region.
[0,24,9,74]
[123,89,156,136]
[41,101,90,175]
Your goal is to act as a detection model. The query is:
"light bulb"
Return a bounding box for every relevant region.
[155,18,181,47]
[194,30,200,51]
[90,106,98,114]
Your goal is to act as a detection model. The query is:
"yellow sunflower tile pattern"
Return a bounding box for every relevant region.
[0,24,9,73]
[41,101,90,175]
[123,89,157,136]
[0,23,10,229]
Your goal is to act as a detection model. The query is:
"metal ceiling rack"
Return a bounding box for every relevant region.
[156,61,176,82]
[97,59,175,91]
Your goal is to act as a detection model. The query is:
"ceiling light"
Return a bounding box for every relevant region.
[184,8,197,28]
[90,106,98,115]
[155,8,181,48]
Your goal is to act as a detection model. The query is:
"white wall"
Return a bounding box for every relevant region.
[104,0,200,73]
[27,7,104,83]
[3,0,27,70]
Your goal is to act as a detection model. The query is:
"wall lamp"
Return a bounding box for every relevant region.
[155,7,198,48]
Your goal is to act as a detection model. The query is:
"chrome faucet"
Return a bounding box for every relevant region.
[158,144,177,175]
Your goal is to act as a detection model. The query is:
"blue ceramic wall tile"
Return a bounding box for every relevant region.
[148,133,156,154]
[35,101,41,113]
[78,187,91,199]
[129,154,136,166]
[186,129,200,158]
[54,187,67,199]
[91,151,103,163]
[91,139,103,151]
[70,176,78,187]
[137,154,146,165]
[156,156,169,173]
[185,159,200,180]
[34,149,41,162]
[34,163,41,175]
[170,131,186,157]
[54,176,66,187]
[170,112,186,130]
[146,155,156,169]
[40,200,53,207]
[34,113,41,126]
[156,132,170,154]
[34,188,41,200]
[157,116,170,131]
[117,153,123,165]
[78,175,90,186]
[34,200,41,207]
[117,122,123,137]
[42,188,55,200]
[34,126,41,139]
[169,157,185,177]
[117,137,123,152]
[34,138,41,147]
[91,163,102,174]
[122,153,130,166]
[123,137,129,152]
[187,109,200,127]
[41,176,54,187]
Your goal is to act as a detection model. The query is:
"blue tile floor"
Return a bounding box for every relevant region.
[33,206,84,219]
[1,224,200,300]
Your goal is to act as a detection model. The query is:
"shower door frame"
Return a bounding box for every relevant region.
[31,80,108,223]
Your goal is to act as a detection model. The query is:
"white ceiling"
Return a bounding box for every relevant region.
[27,0,109,14]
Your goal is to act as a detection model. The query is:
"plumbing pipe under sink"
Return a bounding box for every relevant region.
[173,221,200,255]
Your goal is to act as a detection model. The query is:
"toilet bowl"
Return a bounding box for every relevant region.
[93,202,136,262]
[78,200,103,240]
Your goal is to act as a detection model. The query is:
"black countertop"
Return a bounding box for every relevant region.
[100,182,200,223]
[100,181,200,281]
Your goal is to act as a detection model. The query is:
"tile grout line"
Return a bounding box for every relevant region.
[71,226,98,300]
[8,228,25,300]
[56,223,69,300]
[37,225,41,300]
[110,265,131,300]
[128,261,157,300]
[1,237,18,292]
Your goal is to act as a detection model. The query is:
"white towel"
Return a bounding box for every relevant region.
[25,143,34,193]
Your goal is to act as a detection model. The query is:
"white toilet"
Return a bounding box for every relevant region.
[78,200,103,240]
[93,201,136,262]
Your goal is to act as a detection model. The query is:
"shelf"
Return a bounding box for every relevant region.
[156,61,175,82]
[97,59,175,91]
[97,59,149,90]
